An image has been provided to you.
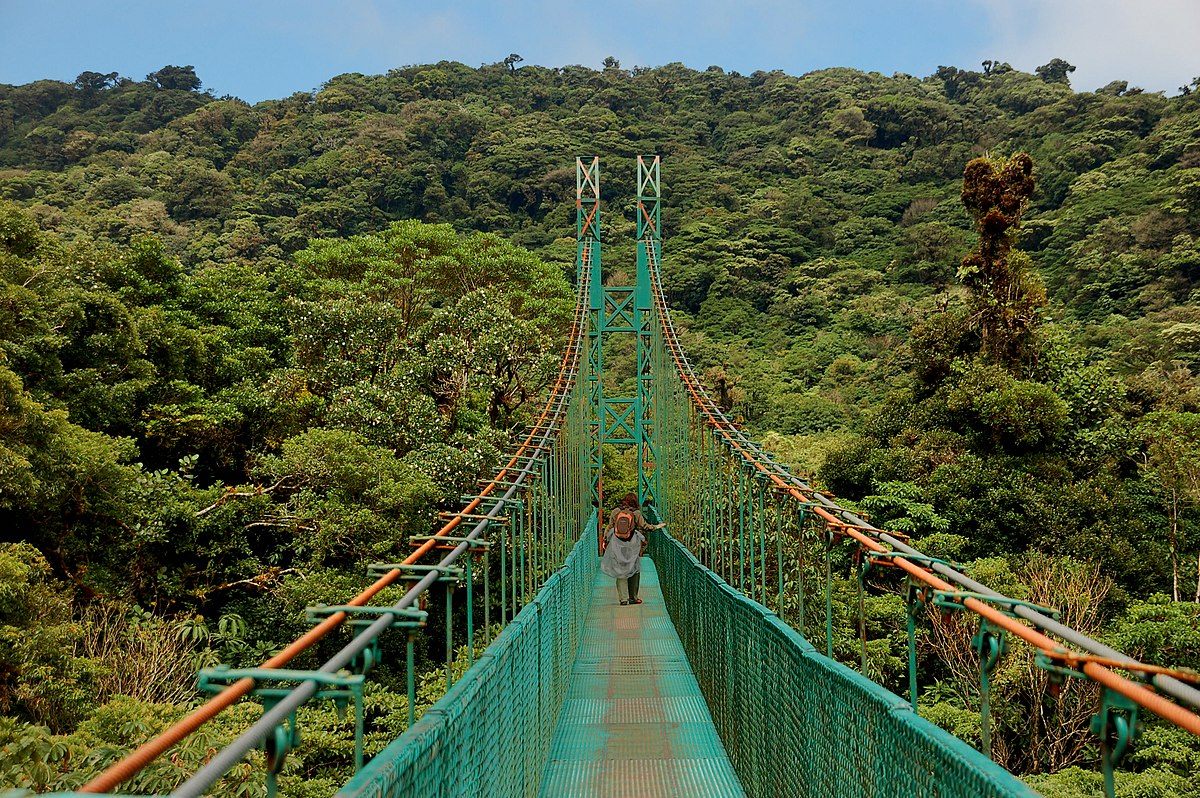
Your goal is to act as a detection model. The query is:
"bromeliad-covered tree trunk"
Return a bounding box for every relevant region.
[958,153,1046,371]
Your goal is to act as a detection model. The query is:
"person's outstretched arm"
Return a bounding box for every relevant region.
[635,510,666,531]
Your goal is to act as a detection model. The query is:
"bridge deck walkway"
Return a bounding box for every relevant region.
[537,559,746,797]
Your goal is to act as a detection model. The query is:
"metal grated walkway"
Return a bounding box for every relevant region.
[537,559,746,797]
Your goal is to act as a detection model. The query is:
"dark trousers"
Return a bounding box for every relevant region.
[616,571,641,602]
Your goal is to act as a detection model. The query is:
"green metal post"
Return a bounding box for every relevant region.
[500,517,508,624]
[908,609,918,710]
[637,155,661,507]
[744,468,753,597]
[825,527,834,659]
[532,479,541,588]
[466,553,474,668]
[513,501,522,608]
[724,457,734,585]
[406,631,416,728]
[981,661,992,758]
[739,466,748,594]
[445,582,454,691]
[578,157,604,526]
[556,446,566,560]
[518,500,527,605]
[775,493,784,619]
[757,476,767,607]
[483,545,490,645]
[796,508,808,635]
[354,688,364,771]
[905,579,923,712]
[1091,688,1140,798]
[708,432,718,572]
[858,547,868,674]
[973,621,1006,759]
[907,590,916,710]
[542,461,550,577]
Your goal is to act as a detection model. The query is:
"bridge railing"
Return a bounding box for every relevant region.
[642,242,1200,794]
[68,256,596,797]
[650,523,1038,798]
[334,510,599,798]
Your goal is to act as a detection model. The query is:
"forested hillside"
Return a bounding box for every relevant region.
[3,59,1200,795]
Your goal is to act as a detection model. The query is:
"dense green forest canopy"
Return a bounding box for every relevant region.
[3,58,1200,794]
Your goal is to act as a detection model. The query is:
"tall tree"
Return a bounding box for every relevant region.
[145,65,202,92]
[958,152,1045,369]
[1035,58,1076,86]
[1139,412,1200,601]
[72,70,120,99]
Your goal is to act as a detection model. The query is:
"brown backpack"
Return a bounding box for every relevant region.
[613,509,636,539]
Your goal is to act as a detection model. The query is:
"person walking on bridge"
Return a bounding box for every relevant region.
[599,493,665,605]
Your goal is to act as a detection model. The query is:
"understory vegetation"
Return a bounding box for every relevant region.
[2,58,1200,795]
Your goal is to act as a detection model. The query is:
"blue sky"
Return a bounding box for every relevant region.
[1,0,1196,102]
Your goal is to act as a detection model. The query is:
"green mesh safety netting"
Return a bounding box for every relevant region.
[334,512,599,798]
[650,528,1041,798]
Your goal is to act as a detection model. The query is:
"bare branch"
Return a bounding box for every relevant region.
[205,567,301,595]
[243,520,317,532]
[194,477,293,518]
[21,265,51,288]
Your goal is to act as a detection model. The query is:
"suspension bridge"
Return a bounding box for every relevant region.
[34,157,1200,798]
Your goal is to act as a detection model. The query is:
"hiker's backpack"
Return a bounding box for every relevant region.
[613,509,636,538]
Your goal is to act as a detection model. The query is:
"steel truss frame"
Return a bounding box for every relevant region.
[577,155,662,532]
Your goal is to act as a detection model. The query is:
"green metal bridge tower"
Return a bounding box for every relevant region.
[577,155,662,517]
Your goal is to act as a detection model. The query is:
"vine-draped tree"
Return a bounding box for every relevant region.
[958,152,1045,370]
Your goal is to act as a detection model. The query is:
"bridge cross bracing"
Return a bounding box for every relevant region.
[53,157,1200,798]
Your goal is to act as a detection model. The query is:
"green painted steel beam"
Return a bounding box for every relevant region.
[578,157,604,516]
[637,155,661,508]
[580,156,663,515]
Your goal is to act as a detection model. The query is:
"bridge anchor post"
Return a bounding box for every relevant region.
[1092,687,1141,798]
[905,580,928,712]
[971,620,1007,758]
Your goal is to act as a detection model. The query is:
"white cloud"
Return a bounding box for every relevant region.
[974,0,1198,93]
